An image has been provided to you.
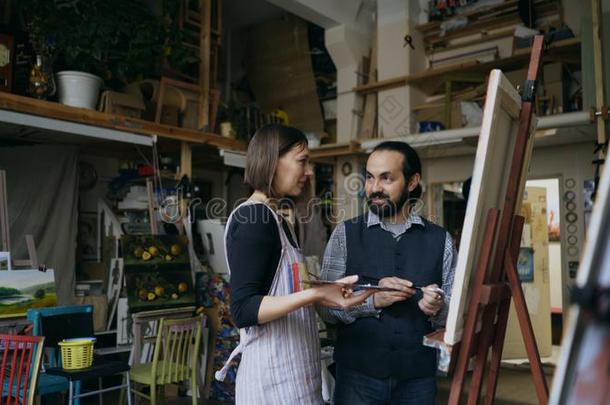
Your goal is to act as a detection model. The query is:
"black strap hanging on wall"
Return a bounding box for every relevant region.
[592,140,608,201]
[518,0,535,28]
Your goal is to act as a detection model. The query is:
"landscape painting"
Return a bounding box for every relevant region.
[0,270,57,317]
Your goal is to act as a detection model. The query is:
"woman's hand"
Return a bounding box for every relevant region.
[313,275,374,309]
[257,275,373,324]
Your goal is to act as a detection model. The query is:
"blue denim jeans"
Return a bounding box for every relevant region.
[333,365,437,405]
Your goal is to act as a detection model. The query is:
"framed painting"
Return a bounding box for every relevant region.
[517,247,534,282]
[122,235,195,313]
[105,258,124,330]
[78,212,98,261]
[0,269,56,318]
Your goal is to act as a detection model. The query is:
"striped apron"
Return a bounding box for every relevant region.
[215,200,322,404]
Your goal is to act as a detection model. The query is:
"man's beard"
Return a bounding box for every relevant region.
[367,189,409,218]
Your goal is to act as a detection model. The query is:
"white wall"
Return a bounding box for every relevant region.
[376,0,426,137]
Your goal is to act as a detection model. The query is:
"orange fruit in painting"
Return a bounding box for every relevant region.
[171,293,179,300]
[154,286,165,296]
[147,292,157,301]
[170,244,182,256]
[133,247,144,258]
[141,251,152,261]
[148,246,159,257]
[178,282,188,293]
[138,289,147,300]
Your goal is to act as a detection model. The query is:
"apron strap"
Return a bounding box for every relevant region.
[214,329,257,381]
[214,341,244,381]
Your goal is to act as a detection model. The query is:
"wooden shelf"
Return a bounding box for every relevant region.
[353,38,580,96]
[0,92,245,150]
[416,0,561,48]
[415,0,523,33]
[310,141,363,159]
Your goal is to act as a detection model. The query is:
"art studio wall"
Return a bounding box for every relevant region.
[421,135,595,348]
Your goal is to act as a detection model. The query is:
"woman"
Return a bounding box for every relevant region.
[215,124,371,404]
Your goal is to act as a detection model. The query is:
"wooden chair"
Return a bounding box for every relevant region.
[0,334,45,405]
[129,315,203,405]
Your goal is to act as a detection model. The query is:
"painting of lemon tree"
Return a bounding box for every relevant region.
[0,270,56,317]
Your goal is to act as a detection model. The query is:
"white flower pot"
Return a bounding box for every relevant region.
[56,71,103,110]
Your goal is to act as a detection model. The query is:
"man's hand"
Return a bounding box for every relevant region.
[373,277,416,309]
[418,284,444,316]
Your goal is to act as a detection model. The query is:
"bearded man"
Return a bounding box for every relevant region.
[319,141,457,405]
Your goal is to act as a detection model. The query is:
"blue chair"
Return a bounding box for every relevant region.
[27,305,94,405]
[28,305,132,405]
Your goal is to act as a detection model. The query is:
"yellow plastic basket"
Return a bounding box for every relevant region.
[58,338,95,370]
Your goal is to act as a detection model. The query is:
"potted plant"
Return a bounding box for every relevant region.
[20,0,167,109]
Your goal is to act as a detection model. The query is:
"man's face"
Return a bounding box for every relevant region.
[365,150,419,218]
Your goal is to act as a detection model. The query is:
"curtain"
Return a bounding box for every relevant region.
[0,145,79,305]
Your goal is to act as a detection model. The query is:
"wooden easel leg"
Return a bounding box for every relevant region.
[449,209,500,405]
[504,252,549,404]
[466,309,494,405]
[484,296,510,405]
[483,216,525,405]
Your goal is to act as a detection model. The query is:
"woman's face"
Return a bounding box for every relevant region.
[273,143,313,197]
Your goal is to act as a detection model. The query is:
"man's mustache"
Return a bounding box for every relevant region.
[368,192,390,200]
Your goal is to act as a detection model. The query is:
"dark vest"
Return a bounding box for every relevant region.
[334,214,446,379]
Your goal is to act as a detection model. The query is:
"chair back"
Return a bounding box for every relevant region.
[0,334,45,405]
[152,315,202,385]
[27,306,93,367]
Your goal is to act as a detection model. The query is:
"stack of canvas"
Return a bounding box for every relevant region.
[117,185,149,210]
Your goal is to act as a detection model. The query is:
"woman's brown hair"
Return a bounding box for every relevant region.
[244,124,308,198]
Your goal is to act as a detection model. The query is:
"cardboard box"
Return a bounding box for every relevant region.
[543,63,564,83]
[74,295,108,332]
[414,103,463,129]
[99,90,146,118]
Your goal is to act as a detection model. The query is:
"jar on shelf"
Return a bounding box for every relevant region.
[28,54,56,100]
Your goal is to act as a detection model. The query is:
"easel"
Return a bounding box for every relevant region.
[448,36,549,404]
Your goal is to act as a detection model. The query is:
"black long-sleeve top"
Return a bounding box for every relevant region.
[227,204,297,328]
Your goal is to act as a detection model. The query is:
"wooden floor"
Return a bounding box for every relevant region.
[74,364,554,405]
[437,366,554,405]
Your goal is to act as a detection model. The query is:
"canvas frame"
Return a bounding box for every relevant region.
[444,69,537,345]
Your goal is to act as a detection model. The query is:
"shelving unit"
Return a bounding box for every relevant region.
[0,92,245,150]
[416,0,562,50]
[353,38,580,96]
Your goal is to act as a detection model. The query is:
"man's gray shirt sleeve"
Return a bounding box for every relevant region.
[317,222,380,324]
[430,232,457,328]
